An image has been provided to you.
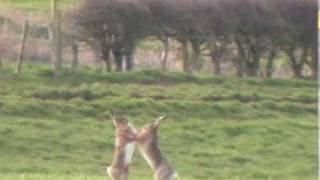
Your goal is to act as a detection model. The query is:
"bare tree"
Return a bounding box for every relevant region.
[68,0,317,78]
[275,0,317,78]
[70,0,153,72]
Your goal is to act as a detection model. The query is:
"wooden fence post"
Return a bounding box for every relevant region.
[15,20,29,74]
[57,10,62,69]
[0,59,3,72]
[50,0,62,74]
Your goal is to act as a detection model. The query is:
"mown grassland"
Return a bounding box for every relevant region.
[0,65,318,180]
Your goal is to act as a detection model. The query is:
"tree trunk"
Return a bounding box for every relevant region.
[307,46,318,79]
[211,56,221,76]
[292,64,303,78]
[210,49,222,75]
[161,37,169,72]
[287,49,302,78]
[125,52,134,71]
[286,45,310,79]
[104,58,112,72]
[101,48,111,72]
[123,44,134,71]
[232,57,244,77]
[181,40,190,73]
[15,20,29,74]
[89,41,102,72]
[71,41,79,70]
[190,41,201,72]
[114,55,123,72]
[100,37,112,72]
[245,62,256,77]
[113,50,123,72]
[245,56,260,77]
[210,41,226,76]
[234,39,246,77]
[112,37,124,72]
[244,44,260,77]
[266,48,276,78]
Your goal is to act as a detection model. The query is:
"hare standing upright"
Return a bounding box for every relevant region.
[135,115,179,180]
[107,111,137,180]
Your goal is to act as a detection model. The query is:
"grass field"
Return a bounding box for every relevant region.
[0,65,318,179]
[0,0,76,14]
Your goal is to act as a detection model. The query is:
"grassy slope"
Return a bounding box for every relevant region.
[0,65,318,180]
[1,0,75,14]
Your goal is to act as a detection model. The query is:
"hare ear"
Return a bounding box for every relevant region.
[112,119,118,127]
[154,114,167,128]
[110,110,116,118]
[109,110,118,127]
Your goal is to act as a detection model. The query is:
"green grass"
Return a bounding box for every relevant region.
[0,65,318,180]
[0,0,76,14]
